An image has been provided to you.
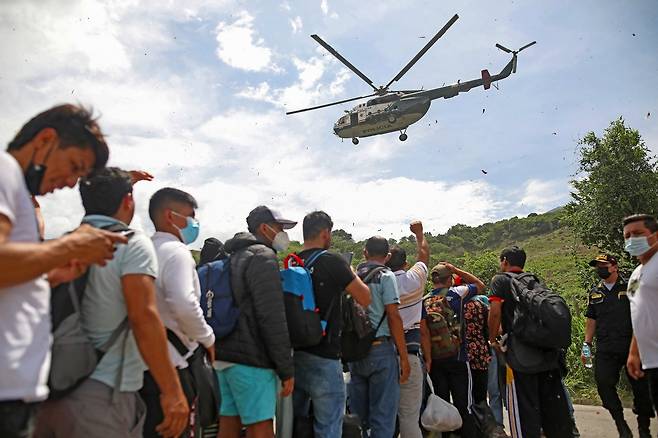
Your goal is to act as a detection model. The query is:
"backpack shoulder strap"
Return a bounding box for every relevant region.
[304,250,328,270]
[98,317,129,354]
[362,266,388,284]
[166,328,189,357]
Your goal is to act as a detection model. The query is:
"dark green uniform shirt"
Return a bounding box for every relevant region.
[584,276,632,354]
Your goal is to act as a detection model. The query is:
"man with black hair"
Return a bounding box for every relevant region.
[387,221,430,438]
[625,214,658,420]
[293,211,371,437]
[584,253,654,437]
[143,188,216,437]
[488,246,572,438]
[348,236,410,438]
[217,206,296,438]
[33,168,189,438]
[0,105,127,438]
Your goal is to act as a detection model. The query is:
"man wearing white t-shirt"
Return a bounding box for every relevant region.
[387,220,430,438]
[624,214,658,416]
[143,187,216,437]
[0,104,126,437]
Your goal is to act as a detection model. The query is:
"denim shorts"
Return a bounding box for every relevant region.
[217,364,277,425]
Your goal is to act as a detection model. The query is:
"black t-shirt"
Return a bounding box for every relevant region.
[489,273,517,333]
[490,271,559,372]
[298,249,356,359]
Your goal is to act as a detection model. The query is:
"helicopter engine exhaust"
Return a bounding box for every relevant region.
[481,69,491,90]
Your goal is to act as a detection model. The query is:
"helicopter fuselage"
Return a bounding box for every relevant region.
[333,94,431,139]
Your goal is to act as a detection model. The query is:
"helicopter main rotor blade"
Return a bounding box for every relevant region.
[311,34,379,93]
[286,93,378,115]
[495,43,513,53]
[383,13,459,90]
[518,41,537,52]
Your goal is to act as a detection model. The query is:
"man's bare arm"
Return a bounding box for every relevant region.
[488,300,503,344]
[0,215,125,289]
[410,221,430,266]
[345,276,371,306]
[385,303,410,384]
[122,274,189,438]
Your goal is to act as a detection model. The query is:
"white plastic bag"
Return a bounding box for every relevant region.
[421,374,463,432]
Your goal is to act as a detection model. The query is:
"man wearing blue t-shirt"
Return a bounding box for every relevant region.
[348,236,410,438]
[426,262,485,438]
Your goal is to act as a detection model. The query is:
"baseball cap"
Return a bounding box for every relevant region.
[588,254,617,267]
[247,205,297,232]
[430,263,452,280]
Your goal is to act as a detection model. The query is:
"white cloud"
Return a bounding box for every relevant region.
[215,11,279,72]
[320,0,329,15]
[518,179,569,212]
[289,16,303,33]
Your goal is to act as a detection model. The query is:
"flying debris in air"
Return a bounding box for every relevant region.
[646,112,651,119]
[482,108,486,114]
[481,169,488,175]
[552,132,557,135]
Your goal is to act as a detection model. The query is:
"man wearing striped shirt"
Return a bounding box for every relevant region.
[387,221,430,438]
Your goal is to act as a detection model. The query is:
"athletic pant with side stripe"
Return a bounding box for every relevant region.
[429,359,477,438]
[505,366,572,438]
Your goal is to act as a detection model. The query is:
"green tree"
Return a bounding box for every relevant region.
[564,118,658,258]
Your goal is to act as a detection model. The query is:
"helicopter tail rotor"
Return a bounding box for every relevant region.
[495,41,536,73]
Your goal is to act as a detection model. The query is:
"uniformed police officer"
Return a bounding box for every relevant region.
[583,254,654,438]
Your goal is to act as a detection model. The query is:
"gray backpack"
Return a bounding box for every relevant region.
[48,224,130,399]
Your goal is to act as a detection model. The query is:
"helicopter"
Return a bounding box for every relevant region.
[286,14,536,144]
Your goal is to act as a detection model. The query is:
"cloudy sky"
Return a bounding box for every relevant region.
[1,0,657,245]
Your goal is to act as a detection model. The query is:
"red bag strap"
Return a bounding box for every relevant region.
[283,253,304,269]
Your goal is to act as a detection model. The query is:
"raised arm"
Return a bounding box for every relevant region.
[445,262,485,293]
[410,220,430,266]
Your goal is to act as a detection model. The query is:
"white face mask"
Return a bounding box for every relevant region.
[272,230,290,252]
[266,225,290,252]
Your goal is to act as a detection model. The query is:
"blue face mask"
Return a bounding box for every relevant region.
[172,211,200,245]
[624,236,652,257]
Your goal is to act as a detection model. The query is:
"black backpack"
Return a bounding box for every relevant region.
[48,223,131,399]
[340,265,388,363]
[505,272,572,350]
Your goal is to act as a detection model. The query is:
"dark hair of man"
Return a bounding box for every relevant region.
[500,245,526,269]
[623,214,658,233]
[7,104,109,169]
[431,272,452,285]
[365,236,389,258]
[80,167,132,216]
[303,210,333,240]
[387,244,407,271]
[149,188,198,222]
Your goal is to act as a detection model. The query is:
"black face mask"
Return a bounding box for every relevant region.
[23,145,53,196]
[596,267,612,279]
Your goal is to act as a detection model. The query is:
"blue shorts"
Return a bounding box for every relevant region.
[216,364,277,425]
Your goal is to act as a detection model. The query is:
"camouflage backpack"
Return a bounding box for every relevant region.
[423,289,461,359]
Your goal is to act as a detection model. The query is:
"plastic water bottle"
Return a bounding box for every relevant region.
[582,342,593,369]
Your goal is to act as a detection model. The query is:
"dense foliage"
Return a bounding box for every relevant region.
[565,118,658,260]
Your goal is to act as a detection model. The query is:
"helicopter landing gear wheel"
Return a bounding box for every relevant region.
[399,133,408,142]
[388,114,396,123]
[352,137,359,145]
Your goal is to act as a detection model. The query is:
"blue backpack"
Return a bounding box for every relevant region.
[280,250,330,349]
[198,258,240,339]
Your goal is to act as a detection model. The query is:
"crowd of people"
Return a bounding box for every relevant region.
[1,103,658,438]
